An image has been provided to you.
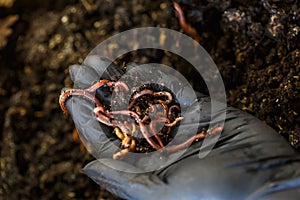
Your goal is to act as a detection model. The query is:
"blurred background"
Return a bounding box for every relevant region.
[0,0,299,199]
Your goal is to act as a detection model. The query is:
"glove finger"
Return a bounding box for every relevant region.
[69,64,99,89]
[83,55,124,81]
[216,107,298,155]
[83,159,168,200]
[69,56,124,89]
[156,107,300,199]
[65,97,119,158]
[66,57,128,158]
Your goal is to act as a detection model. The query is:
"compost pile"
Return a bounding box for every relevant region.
[0,0,299,199]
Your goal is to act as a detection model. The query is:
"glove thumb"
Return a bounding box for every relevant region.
[83,159,168,200]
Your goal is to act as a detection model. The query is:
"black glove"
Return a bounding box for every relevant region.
[63,56,300,200]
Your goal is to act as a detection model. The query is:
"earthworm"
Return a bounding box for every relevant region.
[60,78,222,159]
[128,89,154,108]
[110,110,162,150]
[163,125,223,153]
[164,116,184,127]
[163,130,207,153]
[149,120,165,148]
[59,89,102,114]
[153,91,173,104]
[168,104,181,116]
[173,1,200,43]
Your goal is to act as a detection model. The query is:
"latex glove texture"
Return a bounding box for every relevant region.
[63,56,300,200]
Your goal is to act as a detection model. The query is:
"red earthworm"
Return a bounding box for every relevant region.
[163,117,172,135]
[153,91,173,104]
[94,107,115,126]
[133,105,142,115]
[59,89,102,114]
[148,116,173,134]
[113,81,129,92]
[173,1,200,43]
[147,102,157,113]
[164,116,184,127]
[110,110,162,150]
[208,125,223,135]
[168,104,180,116]
[164,125,223,153]
[129,89,173,109]
[149,120,165,148]
[128,89,154,108]
[86,79,129,93]
[153,99,169,115]
[60,78,202,158]
[86,79,111,93]
[60,79,112,114]
[163,130,207,153]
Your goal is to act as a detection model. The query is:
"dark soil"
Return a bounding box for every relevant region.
[0,0,299,199]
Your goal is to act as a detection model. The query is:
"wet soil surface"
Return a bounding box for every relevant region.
[0,0,299,199]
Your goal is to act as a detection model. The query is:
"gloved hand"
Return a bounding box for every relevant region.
[63,56,300,200]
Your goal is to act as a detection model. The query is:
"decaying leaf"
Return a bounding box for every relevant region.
[0,15,18,49]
